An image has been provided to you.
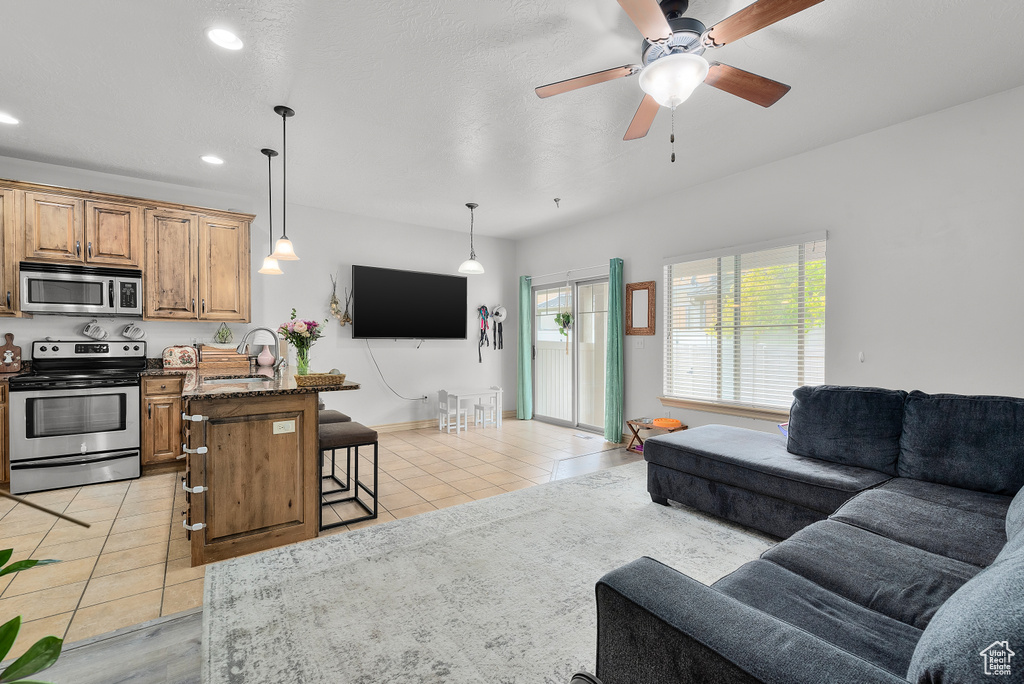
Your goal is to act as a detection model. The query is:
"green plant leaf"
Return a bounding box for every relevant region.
[0,617,20,663]
[0,549,12,568]
[0,636,62,683]
[0,559,58,578]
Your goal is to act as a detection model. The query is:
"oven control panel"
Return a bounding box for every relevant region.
[32,340,148,359]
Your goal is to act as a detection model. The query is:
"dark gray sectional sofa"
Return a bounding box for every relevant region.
[593,386,1024,683]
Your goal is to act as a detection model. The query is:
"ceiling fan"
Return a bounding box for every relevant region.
[535,0,824,140]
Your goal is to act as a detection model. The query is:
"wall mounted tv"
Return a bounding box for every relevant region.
[351,265,467,339]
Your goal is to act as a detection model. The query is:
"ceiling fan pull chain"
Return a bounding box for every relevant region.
[670,108,676,163]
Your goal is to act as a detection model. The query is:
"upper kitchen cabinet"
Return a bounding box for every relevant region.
[23,192,141,267]
[23,191,84,262]
[145,208,200,320]
[199,216,250,321]
[85,200,142,267]
[145,209,251,322]
[0,189,17,315]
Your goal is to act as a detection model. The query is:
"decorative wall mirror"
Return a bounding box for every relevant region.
[625,281,655,336]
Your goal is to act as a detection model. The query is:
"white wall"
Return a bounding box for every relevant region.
[0,156,518,426]
[515,85,1024,433]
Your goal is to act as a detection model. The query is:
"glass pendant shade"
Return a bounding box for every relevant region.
[258,256,282,275]
[271,237,298,261]
[458,258,485,275]
[639,53,710,109]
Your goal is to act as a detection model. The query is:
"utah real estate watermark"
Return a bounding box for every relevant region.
[980,641,1015,676]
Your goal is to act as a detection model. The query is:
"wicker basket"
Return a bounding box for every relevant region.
[294,372,347,387]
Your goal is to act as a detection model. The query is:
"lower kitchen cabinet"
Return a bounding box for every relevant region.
[141,375,184,466]
[0,382,7,484]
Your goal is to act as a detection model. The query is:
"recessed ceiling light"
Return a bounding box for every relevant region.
[206,28,243,50]
[201,155,225,165]
[0,112,19,125]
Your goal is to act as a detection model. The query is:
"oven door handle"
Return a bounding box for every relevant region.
[109,280,115,309]
[10,450,139,469]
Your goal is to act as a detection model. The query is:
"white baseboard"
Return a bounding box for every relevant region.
[371,409,516,434]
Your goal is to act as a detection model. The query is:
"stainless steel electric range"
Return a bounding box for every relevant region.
[8,340,146,494]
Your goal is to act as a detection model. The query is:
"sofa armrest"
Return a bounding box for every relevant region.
[596,557,908,684]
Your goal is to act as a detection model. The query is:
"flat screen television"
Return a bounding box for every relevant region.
[351,265,468,339]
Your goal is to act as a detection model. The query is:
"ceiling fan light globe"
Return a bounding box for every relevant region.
[270,237,299,261]
[258,256,283,275]
[458,258,485,275]
[639,53,710,108]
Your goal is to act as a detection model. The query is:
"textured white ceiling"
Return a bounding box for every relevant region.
[1,0,1023,239]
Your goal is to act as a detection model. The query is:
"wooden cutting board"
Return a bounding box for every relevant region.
[0,333,22,374]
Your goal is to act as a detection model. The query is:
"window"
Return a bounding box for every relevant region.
[663,238,826,412]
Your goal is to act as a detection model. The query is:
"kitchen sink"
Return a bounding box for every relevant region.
[202,376,272,385]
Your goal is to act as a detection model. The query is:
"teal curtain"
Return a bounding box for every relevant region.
[517,275,533,420]
[604,259,624,442]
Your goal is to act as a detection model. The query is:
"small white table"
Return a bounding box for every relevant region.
[440,387,502,433]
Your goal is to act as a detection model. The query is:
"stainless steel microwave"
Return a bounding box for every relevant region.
[20,263,143,317]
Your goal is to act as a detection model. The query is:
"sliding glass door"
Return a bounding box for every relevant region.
[532,279,608,431]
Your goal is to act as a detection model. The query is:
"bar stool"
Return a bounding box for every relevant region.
[319,410,354,493]
[319,422,378,530]
[319,409,351,424]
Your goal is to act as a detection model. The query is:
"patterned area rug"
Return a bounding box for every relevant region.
[203,461,774,683]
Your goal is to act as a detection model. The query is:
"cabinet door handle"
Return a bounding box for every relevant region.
[76,240,81,256]
[191,298,196,313]
[201,298,206,314]
[88,241,93,258]
[148,402,152,419]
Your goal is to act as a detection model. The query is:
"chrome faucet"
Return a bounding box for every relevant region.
[236,328,285,371]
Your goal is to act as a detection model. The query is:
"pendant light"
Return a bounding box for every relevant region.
[258,148,282,275]
[270,105,299,261]
[458,202,485,275]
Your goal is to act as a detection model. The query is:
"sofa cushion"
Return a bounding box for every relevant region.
[877,478,1012,520]
[644,426,891,514]
[787,385,907,475]
[906,543,1024,682]
[714,559,923,676]
[898,391,1024,495]
[830,488,1006,568]
[762,520,980,629]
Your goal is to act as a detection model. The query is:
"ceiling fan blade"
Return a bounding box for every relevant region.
[704,62,791,107]
[535,65,640,98]
[616,0,673,43]
[623,94,660,141]
[707,0,824,46]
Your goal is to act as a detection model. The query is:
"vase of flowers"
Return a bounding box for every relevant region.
[278,309,326,376]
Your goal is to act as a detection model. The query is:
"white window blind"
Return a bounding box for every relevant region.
[663,239,826,410]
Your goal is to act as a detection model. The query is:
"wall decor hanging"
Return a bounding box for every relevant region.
[213,322,233,344]
[491,305,506,351]
[625,281,656,335]
[477,305,491,363]
[330,275,353,327]
[555,311,573,354]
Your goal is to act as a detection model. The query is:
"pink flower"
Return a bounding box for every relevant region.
[294,321,308,334]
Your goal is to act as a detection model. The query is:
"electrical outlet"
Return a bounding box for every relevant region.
[272,420,296,435]
[634,339,645,349]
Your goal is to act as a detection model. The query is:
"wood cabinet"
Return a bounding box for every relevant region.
[0,189,17,316]
[142,375,185,466]
[145,210,250,322]
[23,192,84,262]
[23,192,142,267]
[184,393,318,566]
[85,200,142,267]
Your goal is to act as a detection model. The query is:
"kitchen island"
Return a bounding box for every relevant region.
[174,371,359,566]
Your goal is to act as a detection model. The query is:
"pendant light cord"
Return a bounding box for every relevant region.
[469,205,476,260]
[266,153,274,254]
[281,113,288,240]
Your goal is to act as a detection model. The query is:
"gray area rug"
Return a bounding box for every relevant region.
[204,460,774,683]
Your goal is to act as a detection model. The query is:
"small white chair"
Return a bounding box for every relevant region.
[474,400,496,428]
[490,386,503,427]
[439,390,468,434]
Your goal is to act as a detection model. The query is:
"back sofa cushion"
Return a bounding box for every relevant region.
[787,385,907,475]
[898,391,1024,495]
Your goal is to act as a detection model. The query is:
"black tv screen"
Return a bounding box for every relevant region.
[352,266,468,339]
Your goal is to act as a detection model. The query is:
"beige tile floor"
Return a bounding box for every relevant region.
[0,420,629,660]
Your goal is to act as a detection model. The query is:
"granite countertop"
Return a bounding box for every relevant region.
[142,367,359,398]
